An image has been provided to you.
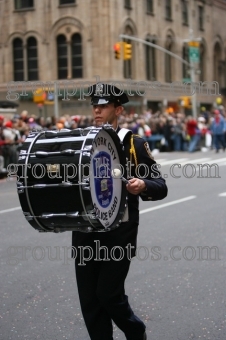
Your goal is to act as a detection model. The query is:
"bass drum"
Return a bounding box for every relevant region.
[17,125,128,233]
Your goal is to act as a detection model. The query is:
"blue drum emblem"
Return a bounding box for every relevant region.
[92,151,113,208]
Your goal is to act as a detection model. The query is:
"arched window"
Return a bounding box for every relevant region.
[13,38,24,81]
[71,33,83,78]
[27,37,38,80]
[145,37,156,81]
[165,36,173,82]
[57,35,68,79]
[182,44,189,80]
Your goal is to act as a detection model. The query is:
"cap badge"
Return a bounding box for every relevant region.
[95,83,104,97]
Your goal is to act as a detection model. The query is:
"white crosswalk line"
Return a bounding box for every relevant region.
[219,192,226,197]
[158,158,189,166]
[0,207,21,214]
[154,156,226,167]
[154,159,167,163]
[205,157,226,165]
[154,159,167,165]
[179,158,211,166]
[140,196,196,214]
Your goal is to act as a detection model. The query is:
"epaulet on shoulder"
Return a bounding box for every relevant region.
[132,134,142,139]
[132,134,145,145]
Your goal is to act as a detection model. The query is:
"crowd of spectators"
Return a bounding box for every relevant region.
[119,106,226,154]
[0,106,226,172]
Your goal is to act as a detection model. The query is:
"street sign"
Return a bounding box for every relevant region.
[183,78,191,83]
[189,46,199,63]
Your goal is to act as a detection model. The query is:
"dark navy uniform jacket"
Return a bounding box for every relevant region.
[72,131,168,259]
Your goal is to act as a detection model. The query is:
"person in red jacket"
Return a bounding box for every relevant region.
[186,116,201,152]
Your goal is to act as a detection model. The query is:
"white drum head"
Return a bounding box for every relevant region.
[89,127,126,229]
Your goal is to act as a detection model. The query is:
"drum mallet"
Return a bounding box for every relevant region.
[111,168,130,185]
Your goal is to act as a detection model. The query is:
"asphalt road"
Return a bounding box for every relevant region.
[0,150,226,340]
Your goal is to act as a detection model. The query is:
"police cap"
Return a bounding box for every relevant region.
[88,83,129,105]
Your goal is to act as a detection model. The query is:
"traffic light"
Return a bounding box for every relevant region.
[114,42,121,59]
[180,97,191,108]
[33,88,46,104]
[123,42,132,60]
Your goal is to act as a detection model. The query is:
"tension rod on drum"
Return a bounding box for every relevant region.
[17,181,89,189]
[44,128,84,138]
[41,212,80,218]
[20,148,92,158]
[24,212,98,220]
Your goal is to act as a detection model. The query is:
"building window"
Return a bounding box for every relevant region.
[182,44,190,80]
[165,0,172,20]
[124,0,131,9]
[15,0,34,10]
[27,37,38,80]
[57,33,83,80]
[181,0,188,25]
[198,6,204,30]
[71,33,83,78]
[146,0,153,14]
[145,38,156,80]
[57,35,68,79]
[59,0,75,5]
[13,38,24,81]
[13,36,39,81]
[165,36,173,82]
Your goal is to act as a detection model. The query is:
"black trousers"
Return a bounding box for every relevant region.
[75,254,146,340]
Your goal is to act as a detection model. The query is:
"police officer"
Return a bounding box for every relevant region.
[72,83,168,340]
